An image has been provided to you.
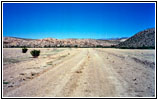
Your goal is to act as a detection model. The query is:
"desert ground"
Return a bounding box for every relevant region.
[3,48,155,97]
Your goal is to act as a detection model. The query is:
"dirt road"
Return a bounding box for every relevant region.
[3,48,155,97]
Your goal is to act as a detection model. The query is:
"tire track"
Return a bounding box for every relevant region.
[94,48,155,97]
[3,49,81,95]
[4,49,87,97]
[88,49,128,97]
[3,48,155,97]
[56,50,90,97]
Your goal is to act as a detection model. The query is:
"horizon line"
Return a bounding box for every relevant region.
[3,36,129,40]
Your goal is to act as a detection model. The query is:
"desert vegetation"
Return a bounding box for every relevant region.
[3,48,155,97]
[3,28,155,97]
[22,47,28,53]
[30,50,40,58]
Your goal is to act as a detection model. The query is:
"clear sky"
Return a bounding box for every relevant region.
[3,3,155,39]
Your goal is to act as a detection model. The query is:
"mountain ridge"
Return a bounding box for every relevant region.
[117,28,155,48]
[3,37,120,48]
[3,28,155,48]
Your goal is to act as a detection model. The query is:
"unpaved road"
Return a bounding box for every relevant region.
[3,48,155,97]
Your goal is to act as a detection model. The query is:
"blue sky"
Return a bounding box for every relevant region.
[3,3,155,39]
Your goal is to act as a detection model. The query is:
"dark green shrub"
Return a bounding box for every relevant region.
[74,45,78,48]
[30,50,40,58]
[3,81,9,84]
[22,47,28,53]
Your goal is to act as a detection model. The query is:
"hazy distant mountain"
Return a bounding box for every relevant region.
[3,37,119,48]
[117,28,155,48]
[98,37,128,40]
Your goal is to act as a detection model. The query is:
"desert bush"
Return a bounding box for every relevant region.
[74,45,78,48]
[22,47,28,53]
[3,81,9,84]
[30,50,40,58]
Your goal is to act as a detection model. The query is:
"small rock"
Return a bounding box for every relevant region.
[31,72,37,76]
[26,76,33,79]
[8,85,13,87]
[76,70,82,73]
[20,73,25,75]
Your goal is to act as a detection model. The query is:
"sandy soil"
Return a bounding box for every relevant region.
[3,48,155,97]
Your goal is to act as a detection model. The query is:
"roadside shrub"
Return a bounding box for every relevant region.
[22,47,28,53]
[30,50,40,58]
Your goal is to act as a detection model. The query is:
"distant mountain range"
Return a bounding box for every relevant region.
[98,37,128,40]
[3,28,155,48]
[3,37,122,48]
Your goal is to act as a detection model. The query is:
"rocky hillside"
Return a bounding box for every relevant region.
[117,28,155,48]
[3,37,120,48]
[4,28,153,48]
